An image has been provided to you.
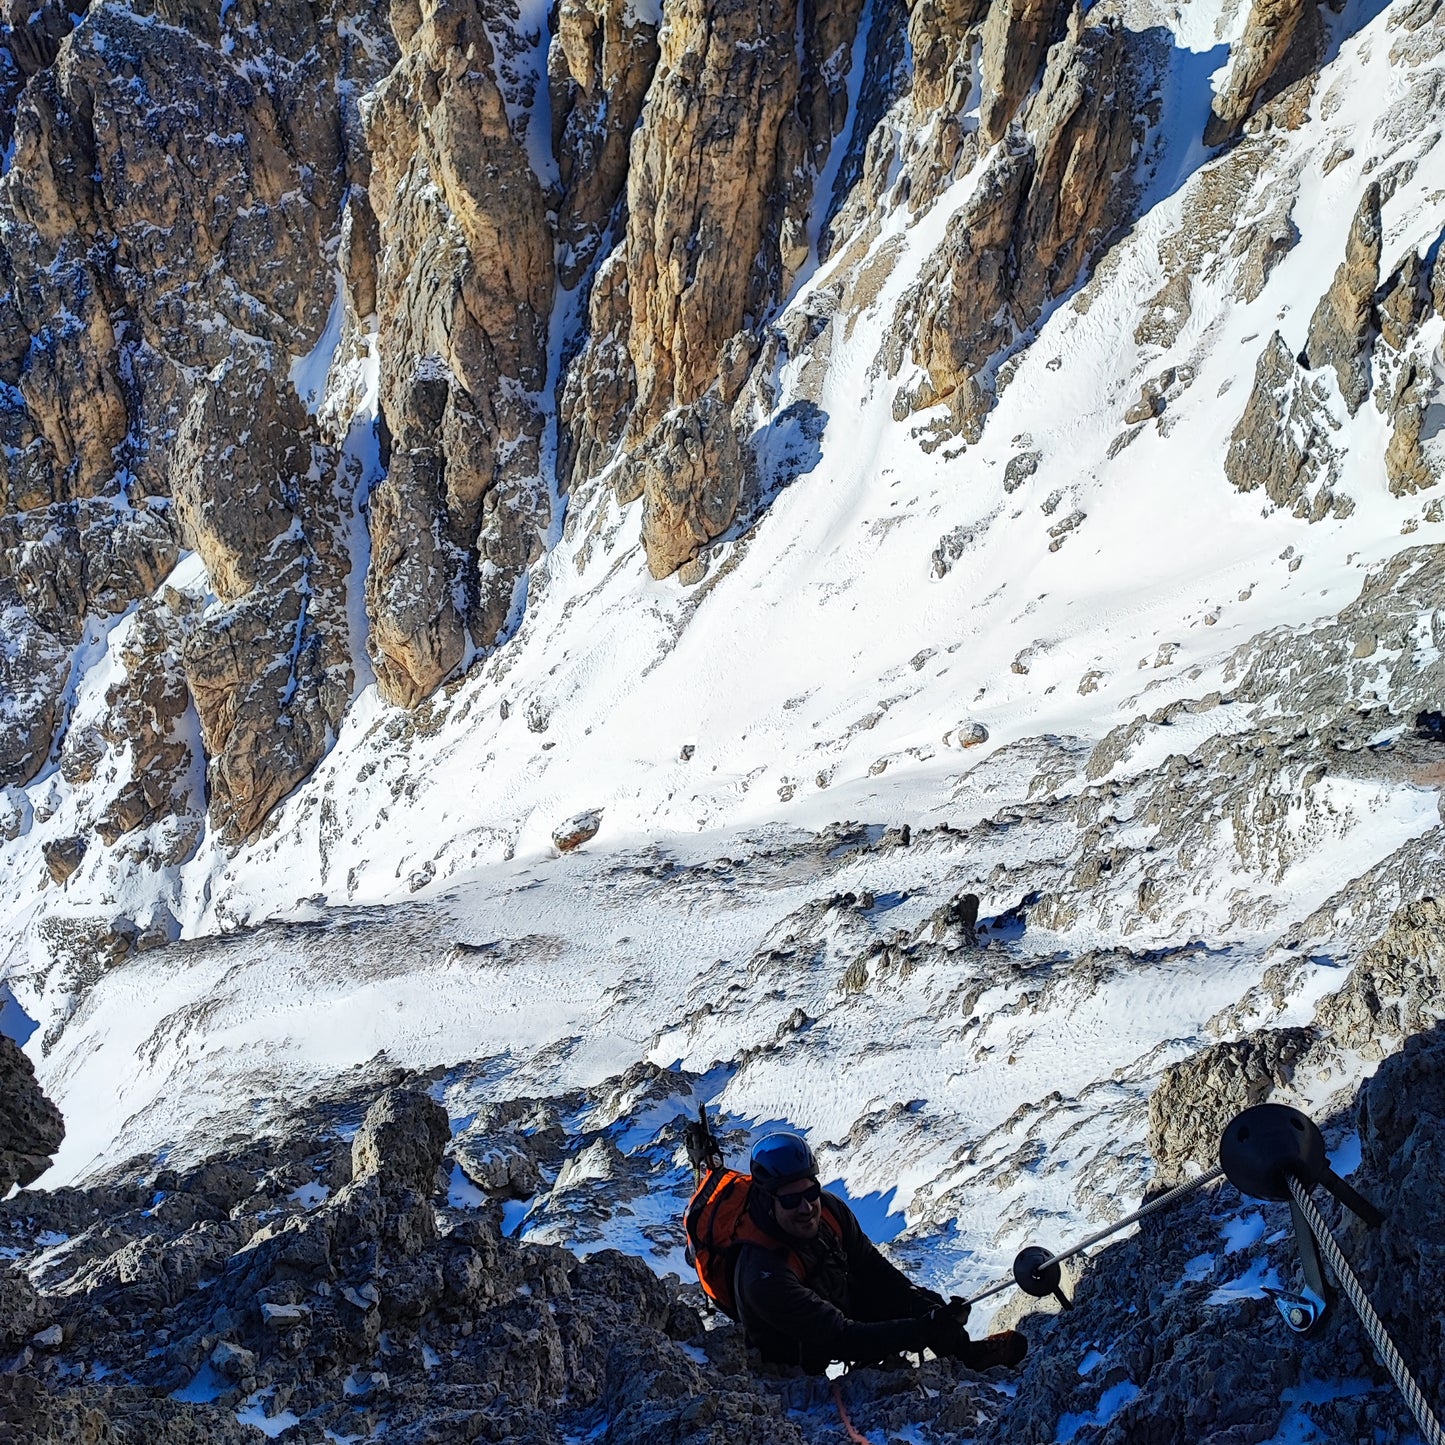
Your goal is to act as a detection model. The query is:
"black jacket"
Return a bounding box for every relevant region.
[732,1189,943,1372]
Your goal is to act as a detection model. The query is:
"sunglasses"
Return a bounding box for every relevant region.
[775,1182,822,1211]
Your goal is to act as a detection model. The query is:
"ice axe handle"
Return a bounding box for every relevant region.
[685,1103,724,1173]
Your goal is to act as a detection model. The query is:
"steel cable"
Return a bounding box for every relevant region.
[1287,1176,1445,1445]
[964,1165,1226,1306]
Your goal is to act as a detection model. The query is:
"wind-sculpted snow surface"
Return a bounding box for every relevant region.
[2,0,1445,1436]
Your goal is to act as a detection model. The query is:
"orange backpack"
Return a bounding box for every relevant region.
[683,1168,843,1319]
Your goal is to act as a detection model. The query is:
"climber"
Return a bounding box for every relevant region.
[693,1130,1029,1375]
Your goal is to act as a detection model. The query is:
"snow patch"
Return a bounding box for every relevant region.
[289,275,347,414]
[1056,1381,1141,1442]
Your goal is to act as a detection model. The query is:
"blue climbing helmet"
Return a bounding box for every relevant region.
[749,1132,818,1194]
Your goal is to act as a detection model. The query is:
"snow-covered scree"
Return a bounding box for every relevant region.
[1,0,1445,1433]
[2,1019,1443,1443]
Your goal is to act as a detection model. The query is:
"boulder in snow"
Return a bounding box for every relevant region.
[943,723,989,749]
[40,836,86,886]
[553,809,603,853]
[209,1339,256,1380]
[452,1133,541,1199]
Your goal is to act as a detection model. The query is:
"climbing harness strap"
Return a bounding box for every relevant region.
[1286,1175,1445,1445]
[963,1165,1225,1306]
[831,1378,871,1445]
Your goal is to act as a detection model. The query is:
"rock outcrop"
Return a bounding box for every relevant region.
[1224,332,1347,518]
[549,0,661,288]
[559,0,866,574]
[907,0,988,121]
[173,352,355,842]
[899,143,1032,440]
[361,0,556,704]
[623,391,759,578]
[978,0,1069,144]
[1383,352,1445,495]
[1374,249,1444,496]
[898,8,1149,440]
[1147,1028,1315,1182]
[1314,895,1445,1055]
[350,1085,452,1193]
[1302,182,1383,415]
[0,0,394,832]
[1204,0,1325,145]
[88,597,200,847]
[0,1261,41,1352]
[620,0,847,445]
[0,1033,63,1194]
[1348,1021,1445,1416]
[0,602,69,786]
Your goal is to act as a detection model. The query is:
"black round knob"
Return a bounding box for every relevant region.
[1218,1103,1327,1202]
[1013,1245,1063,1298]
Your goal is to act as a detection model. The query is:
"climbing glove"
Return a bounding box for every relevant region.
[921,1302,973,1359]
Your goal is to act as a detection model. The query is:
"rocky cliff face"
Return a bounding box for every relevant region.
[3,0,1436,850]
[0,0,877,817]
[560,0,870,577]
[0,0,394,844]
[361,0,556,706]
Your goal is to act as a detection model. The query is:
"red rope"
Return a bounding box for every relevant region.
[831,1378,871,1445]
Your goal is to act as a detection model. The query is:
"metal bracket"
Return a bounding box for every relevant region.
[1262,1283,1329,1336]
[1219,1104,1388,1342]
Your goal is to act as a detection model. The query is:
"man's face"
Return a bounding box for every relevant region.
[771,1178,822,1239]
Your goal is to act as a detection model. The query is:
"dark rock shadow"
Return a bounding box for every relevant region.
[753,398,828,506]
[711,399,828,552]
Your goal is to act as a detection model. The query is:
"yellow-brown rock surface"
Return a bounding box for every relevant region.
[170,351,356,843]
[900,10,1147,441]
[362,0,556,705]
[549,0,660,288]
[0,0,392,829]
[1302,181,1382,415]
[622,0,804,442]
[978,0,1069,145]
[561,0,865,576]
[1204,0,1324,146]
[908,0,988,119]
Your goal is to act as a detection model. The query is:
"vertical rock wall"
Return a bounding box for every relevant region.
[559,0,867,578]
[361,0,557,707]
[896,6,1150,442]
[549,0,661,290]
[0,0,395,844]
